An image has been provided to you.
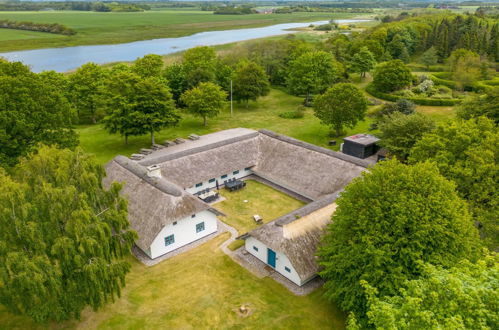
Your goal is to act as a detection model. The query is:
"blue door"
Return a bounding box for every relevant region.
[267,248,276,268]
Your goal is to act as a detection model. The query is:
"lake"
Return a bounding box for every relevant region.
[0,19,369,72]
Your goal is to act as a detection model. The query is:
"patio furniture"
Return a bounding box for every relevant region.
[188,134,200,140]
[140,148,153,155]
[253,215,263,224]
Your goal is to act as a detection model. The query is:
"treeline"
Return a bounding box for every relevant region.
[0,19,75,35]
[0,1,150,12]
[274,6,374,14]
[360,13,499,62]
[213,6,256,15]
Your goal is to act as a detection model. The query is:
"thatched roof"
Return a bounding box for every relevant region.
[105,128,368,261]
[249,194,339,283]
[103,156,221,252]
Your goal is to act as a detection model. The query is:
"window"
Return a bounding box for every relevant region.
[195,183,203,188]
[164,234,175,246]
[221,174,228,179]
[285,266,291,273]
[196,222,205,233]
[173,221,177,226]
[244,167,251,171]
[191,214,196,218]
[253,246,258,252]
[209,178,216,183]
[233,170,239,175]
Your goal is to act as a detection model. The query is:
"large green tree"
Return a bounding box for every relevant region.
[287,51,344,104]
[349,46,376,78]
[378,112,435,160]
[182,46,218,88]
[318,160,480,321]
[372,60,412,92]
[457,87,499,123]
[68,62,108,123]
[0,146,137,322]
[232,60,270,105]
[181,82,227,126]
[0,60,78,167]
[132,54,164,78]
[419,47,438,70]
[313,83,367,137]
[102,70,180,144]
[410,118,499,249]
[357,254,498,329]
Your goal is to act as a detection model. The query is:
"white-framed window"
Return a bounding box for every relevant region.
[196,222,205,233]
[253,246,258,252]
[165,234,175,246]
[195,182,203,187]
[285,266,291,273]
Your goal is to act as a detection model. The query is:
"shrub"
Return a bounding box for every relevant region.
[278,106,305,119]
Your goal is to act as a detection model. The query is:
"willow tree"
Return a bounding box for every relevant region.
[0,146,137,322]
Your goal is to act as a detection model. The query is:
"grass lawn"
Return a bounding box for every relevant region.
[77,88,375,165]
[217,180,306,235]
[0,10,355,51]
[0,234,346,329]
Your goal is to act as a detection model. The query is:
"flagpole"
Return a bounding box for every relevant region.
[230,79,233,117]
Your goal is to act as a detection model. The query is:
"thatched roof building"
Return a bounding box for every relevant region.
[105,128,368,283]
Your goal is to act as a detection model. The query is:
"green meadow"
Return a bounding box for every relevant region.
[0,10,355,51]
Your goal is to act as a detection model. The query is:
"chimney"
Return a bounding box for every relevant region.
[146,164,162,178]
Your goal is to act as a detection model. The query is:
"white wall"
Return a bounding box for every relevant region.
[186,167,253,194]
[245,236,302,286]
[148,210,218,259]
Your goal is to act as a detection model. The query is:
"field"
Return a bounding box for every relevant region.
[0,10,356,51]
[0,234,346,329]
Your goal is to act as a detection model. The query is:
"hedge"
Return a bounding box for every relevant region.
[429,74,457,89]
[365,83,461,106]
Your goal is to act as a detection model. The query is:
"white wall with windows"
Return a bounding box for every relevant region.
[148,210,218,259]
[244,236,302,286]
[186,167,253,194]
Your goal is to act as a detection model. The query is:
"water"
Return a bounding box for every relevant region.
[0,19,369,72]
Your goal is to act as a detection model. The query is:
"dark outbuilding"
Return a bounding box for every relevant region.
[342,134,380,159]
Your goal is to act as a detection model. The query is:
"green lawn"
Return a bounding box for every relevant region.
[0,10,354,51]
[76,88,374,165]
[217,180,306,235]
[0,234,346,329]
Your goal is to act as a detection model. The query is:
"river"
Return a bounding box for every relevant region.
[0,19,369,72]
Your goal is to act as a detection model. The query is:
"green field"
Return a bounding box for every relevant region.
[0,10,356,51]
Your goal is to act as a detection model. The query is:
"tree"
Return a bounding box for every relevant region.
[0,60,78,167]
[358,254,498,329]
[372,60,412,92]
[0,146,137,322]
[287,51,344,104]
[132,54,164,78]
[313,83,367,137]
[318,160,480,322]
[181,82,227,126]
[349,46,376,78]
[68,62,108,123]
[457,87,499,123]
[102,71,180,144]
[410,118,499,249]
[378,112,435,160]
[420,47,438,70]
[232,60,270,105]
[182,46,217,88]
[448,49,482,90]
[163,63,187,105]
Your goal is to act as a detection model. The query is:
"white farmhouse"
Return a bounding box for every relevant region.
[104,128,368,285]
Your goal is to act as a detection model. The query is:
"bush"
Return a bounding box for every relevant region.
[366,83,462,106]
[278,106,305,119]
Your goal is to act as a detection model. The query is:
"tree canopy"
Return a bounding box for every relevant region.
[358,254,498,329]
[232,60,270,105]
[313,83,367,137]
[372,60,412,92]
[0,60,78,167]
[350,46,376,77]
[287,51,344,104]
[182,46,218,88]
[181,82,227,126]
[410,117,499,249]
[457,87,499,123]
[132,54,164,78]
[318,160,480,321]
[378,112,435,160]
[0,146,137,322]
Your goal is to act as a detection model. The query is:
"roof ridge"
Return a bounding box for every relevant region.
[258,129,370,168]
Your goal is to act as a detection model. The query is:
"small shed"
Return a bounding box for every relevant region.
[342,134,380,159]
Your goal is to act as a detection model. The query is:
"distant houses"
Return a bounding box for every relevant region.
[105,128,368,286]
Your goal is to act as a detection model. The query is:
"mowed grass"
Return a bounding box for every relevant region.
[217,180,306,235]
[0,10,351,51]
[76,88,374,165]
[0,234,346,329]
